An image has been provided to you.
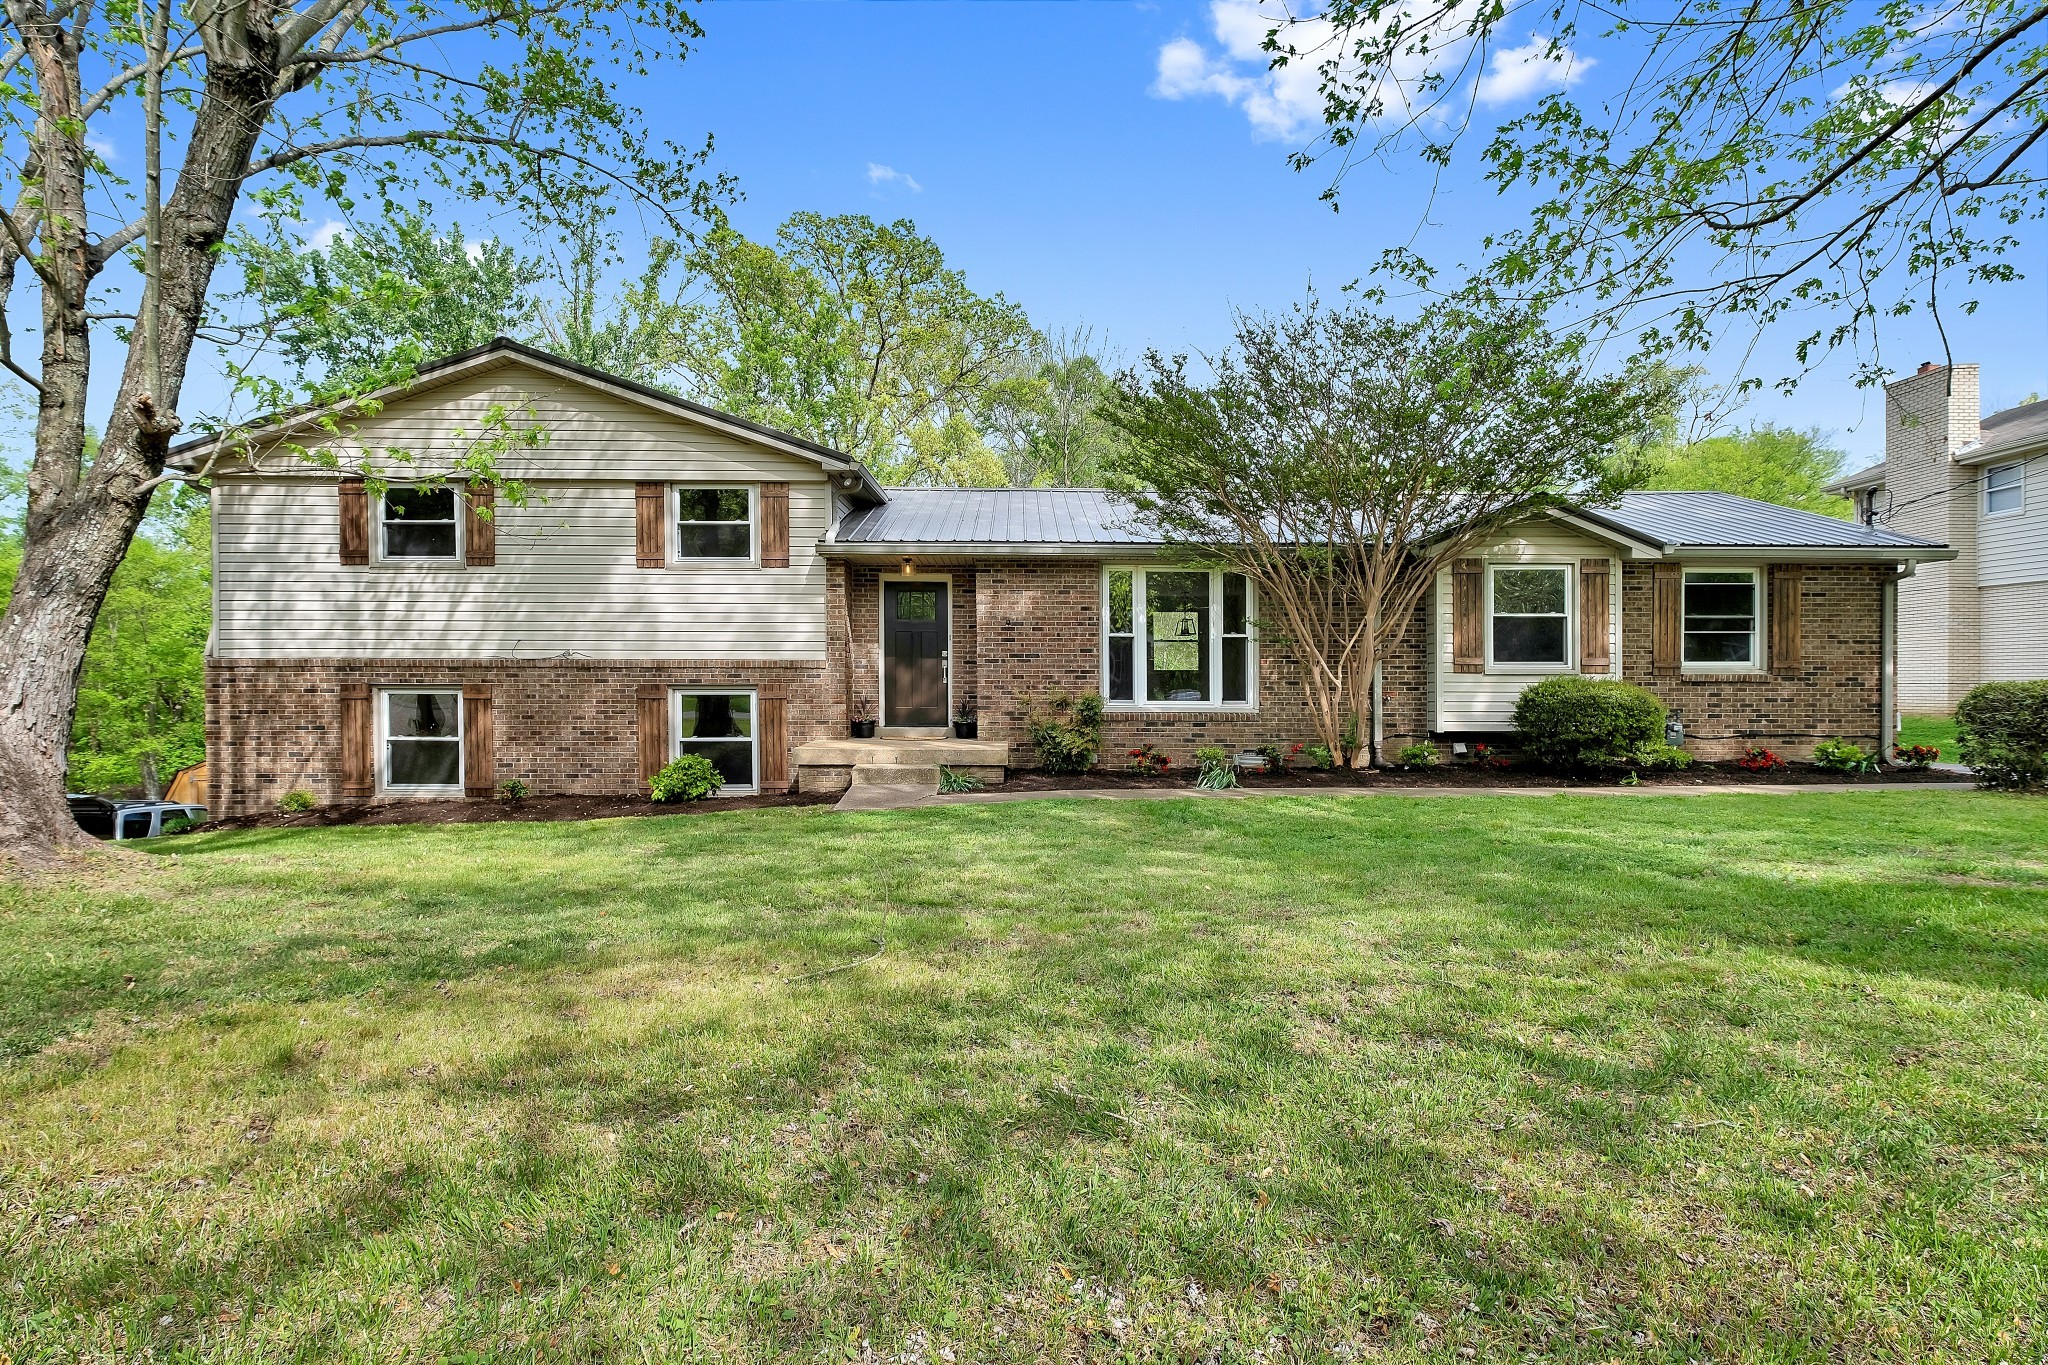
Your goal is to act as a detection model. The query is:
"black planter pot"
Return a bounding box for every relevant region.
[850,719,876,739]
[953,719,978,740]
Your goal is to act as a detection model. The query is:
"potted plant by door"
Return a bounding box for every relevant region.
[850,701,876,739]
[952,710,978,740]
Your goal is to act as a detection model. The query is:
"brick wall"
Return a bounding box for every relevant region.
[1617,561,1885,758]
[205,657,843,817]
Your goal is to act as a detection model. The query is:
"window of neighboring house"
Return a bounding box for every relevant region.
[1985,461,2025,516]
[381,487,459,560]
[675,487,754,559]
[1488,565,1572,669]
[672,690,757,793]
[1102,568,1254,707]
[1682,569,1760,667]
[382,689,463,791]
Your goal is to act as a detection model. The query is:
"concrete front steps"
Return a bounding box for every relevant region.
[792,737,1009,801]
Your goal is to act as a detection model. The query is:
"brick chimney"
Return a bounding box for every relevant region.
[1883,361,1980,706]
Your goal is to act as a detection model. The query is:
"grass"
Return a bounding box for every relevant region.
[4,792,2046,1362]
[1899,712,1961,756]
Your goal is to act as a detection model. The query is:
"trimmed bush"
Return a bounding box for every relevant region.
[279,789,317,813]
[650,753,724,803]
[1956,681,2048,790]
[1812,738,1876,773]
[1511,676,1668,770]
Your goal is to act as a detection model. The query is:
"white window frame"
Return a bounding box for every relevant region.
[1101,566,1257,711]
[377,687,465,795]
[378,484,462,564]
[1680,566,1765,673]
[1484,562,1575,674]
[671,484,757,564]
[1984,461,2025,517]
[670,687,759,796]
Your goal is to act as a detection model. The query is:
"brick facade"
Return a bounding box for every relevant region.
[207,555,1887,810]
[1617,562,1886,759]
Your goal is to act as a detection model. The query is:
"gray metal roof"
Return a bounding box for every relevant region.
[833,488,1163,546]
[1588,491,1943,550]
[832,486,1944,555]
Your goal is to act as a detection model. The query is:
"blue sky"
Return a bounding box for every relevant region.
[566,0,2044,472]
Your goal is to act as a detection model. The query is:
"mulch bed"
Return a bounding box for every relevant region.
[1000,762,1966,792]
[194,789,835,832]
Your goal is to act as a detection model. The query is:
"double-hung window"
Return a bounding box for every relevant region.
[382,689,463,791]
[1488,565,1572,669]
[673,690,757,794]
[1682,569,1760,667]
[1985,461,2025,516]
[381,487,459,561]
[676,487,754,559]
[1103,567,1253,707]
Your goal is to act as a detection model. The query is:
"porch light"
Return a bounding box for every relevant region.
[900,555,914,577]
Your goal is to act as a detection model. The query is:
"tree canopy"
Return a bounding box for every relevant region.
[1278,1,2048,391]
[1640,426,1852,517]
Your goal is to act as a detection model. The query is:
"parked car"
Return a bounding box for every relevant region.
[67,795,207,841]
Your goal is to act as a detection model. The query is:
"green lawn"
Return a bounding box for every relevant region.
[4,793,2046,1362]
[1899,712,1961,756]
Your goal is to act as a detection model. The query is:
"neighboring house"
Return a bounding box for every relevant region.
[1829,362,2048,709]
[185,339,1953,816]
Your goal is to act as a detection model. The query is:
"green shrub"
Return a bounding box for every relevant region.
[1812,738,1877,774]
[1304,744,1335,770]
[1956,681,2048,790]
[1512,676,1668,770]
[499,778,531,801]
[1394,743,1439,768]
[1193,746,1239,790]
[650,754,724,803]
[937,767,985,793]
[1026,690,1104,773]
[278,789,316,813]
[1624,741,1693,771]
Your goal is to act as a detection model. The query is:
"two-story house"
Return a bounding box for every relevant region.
[1829,362,2048,711]
[182,339,1954,815]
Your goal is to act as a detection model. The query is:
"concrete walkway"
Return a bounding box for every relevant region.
[825,779,1977,812]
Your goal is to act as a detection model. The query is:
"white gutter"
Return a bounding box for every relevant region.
[1882,569,1901,745]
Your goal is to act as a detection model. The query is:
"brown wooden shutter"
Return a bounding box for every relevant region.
[464,483,496,567]
[1770,566,1803,674]
[759,482,790,568]
[636,683,668,788]
[635,483,666,568]
[338,479,370,565]
[339,682,374,799]
[463,683,495,797]
[1578,558,1611,674]
[759,683,790,790]
[1451,558,1485,673]
[1652,562,1682,675]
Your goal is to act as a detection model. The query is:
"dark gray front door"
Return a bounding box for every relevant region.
[884,581,948,727]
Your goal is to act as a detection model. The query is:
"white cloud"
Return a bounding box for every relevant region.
[1475,34,1591,107]
[307,219,348,252]
[1154,2,1589,140]
[85,133,117,164]
[865,163,923,193]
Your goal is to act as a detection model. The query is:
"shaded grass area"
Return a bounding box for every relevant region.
[4,793,2046,1361]
[1899,712,1961,755]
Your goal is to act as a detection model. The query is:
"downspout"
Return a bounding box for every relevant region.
[1371,659,1384,766]
[1882,564,1908,748]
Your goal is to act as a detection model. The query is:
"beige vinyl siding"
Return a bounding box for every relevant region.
[1981,582,2048,682]
[213,373,840,660]
[1431,524,1622,731]
[1976,451,2048,588]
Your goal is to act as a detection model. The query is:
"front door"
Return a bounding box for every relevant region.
[883,581,948,728]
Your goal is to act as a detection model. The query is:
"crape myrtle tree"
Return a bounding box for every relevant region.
[1273,1,2048,393]
[1102,293,1674,767]
[0,0,717,859]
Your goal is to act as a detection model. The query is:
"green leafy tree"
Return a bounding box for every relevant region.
[1641,425,1851,517]
[532,220,697,386]
[1282,1,2048,390]
[676,213,1036,483]
[1103,293,1674,765]
[983,328,1129,487]
[234,210,547,388]
[0,0,717,858]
